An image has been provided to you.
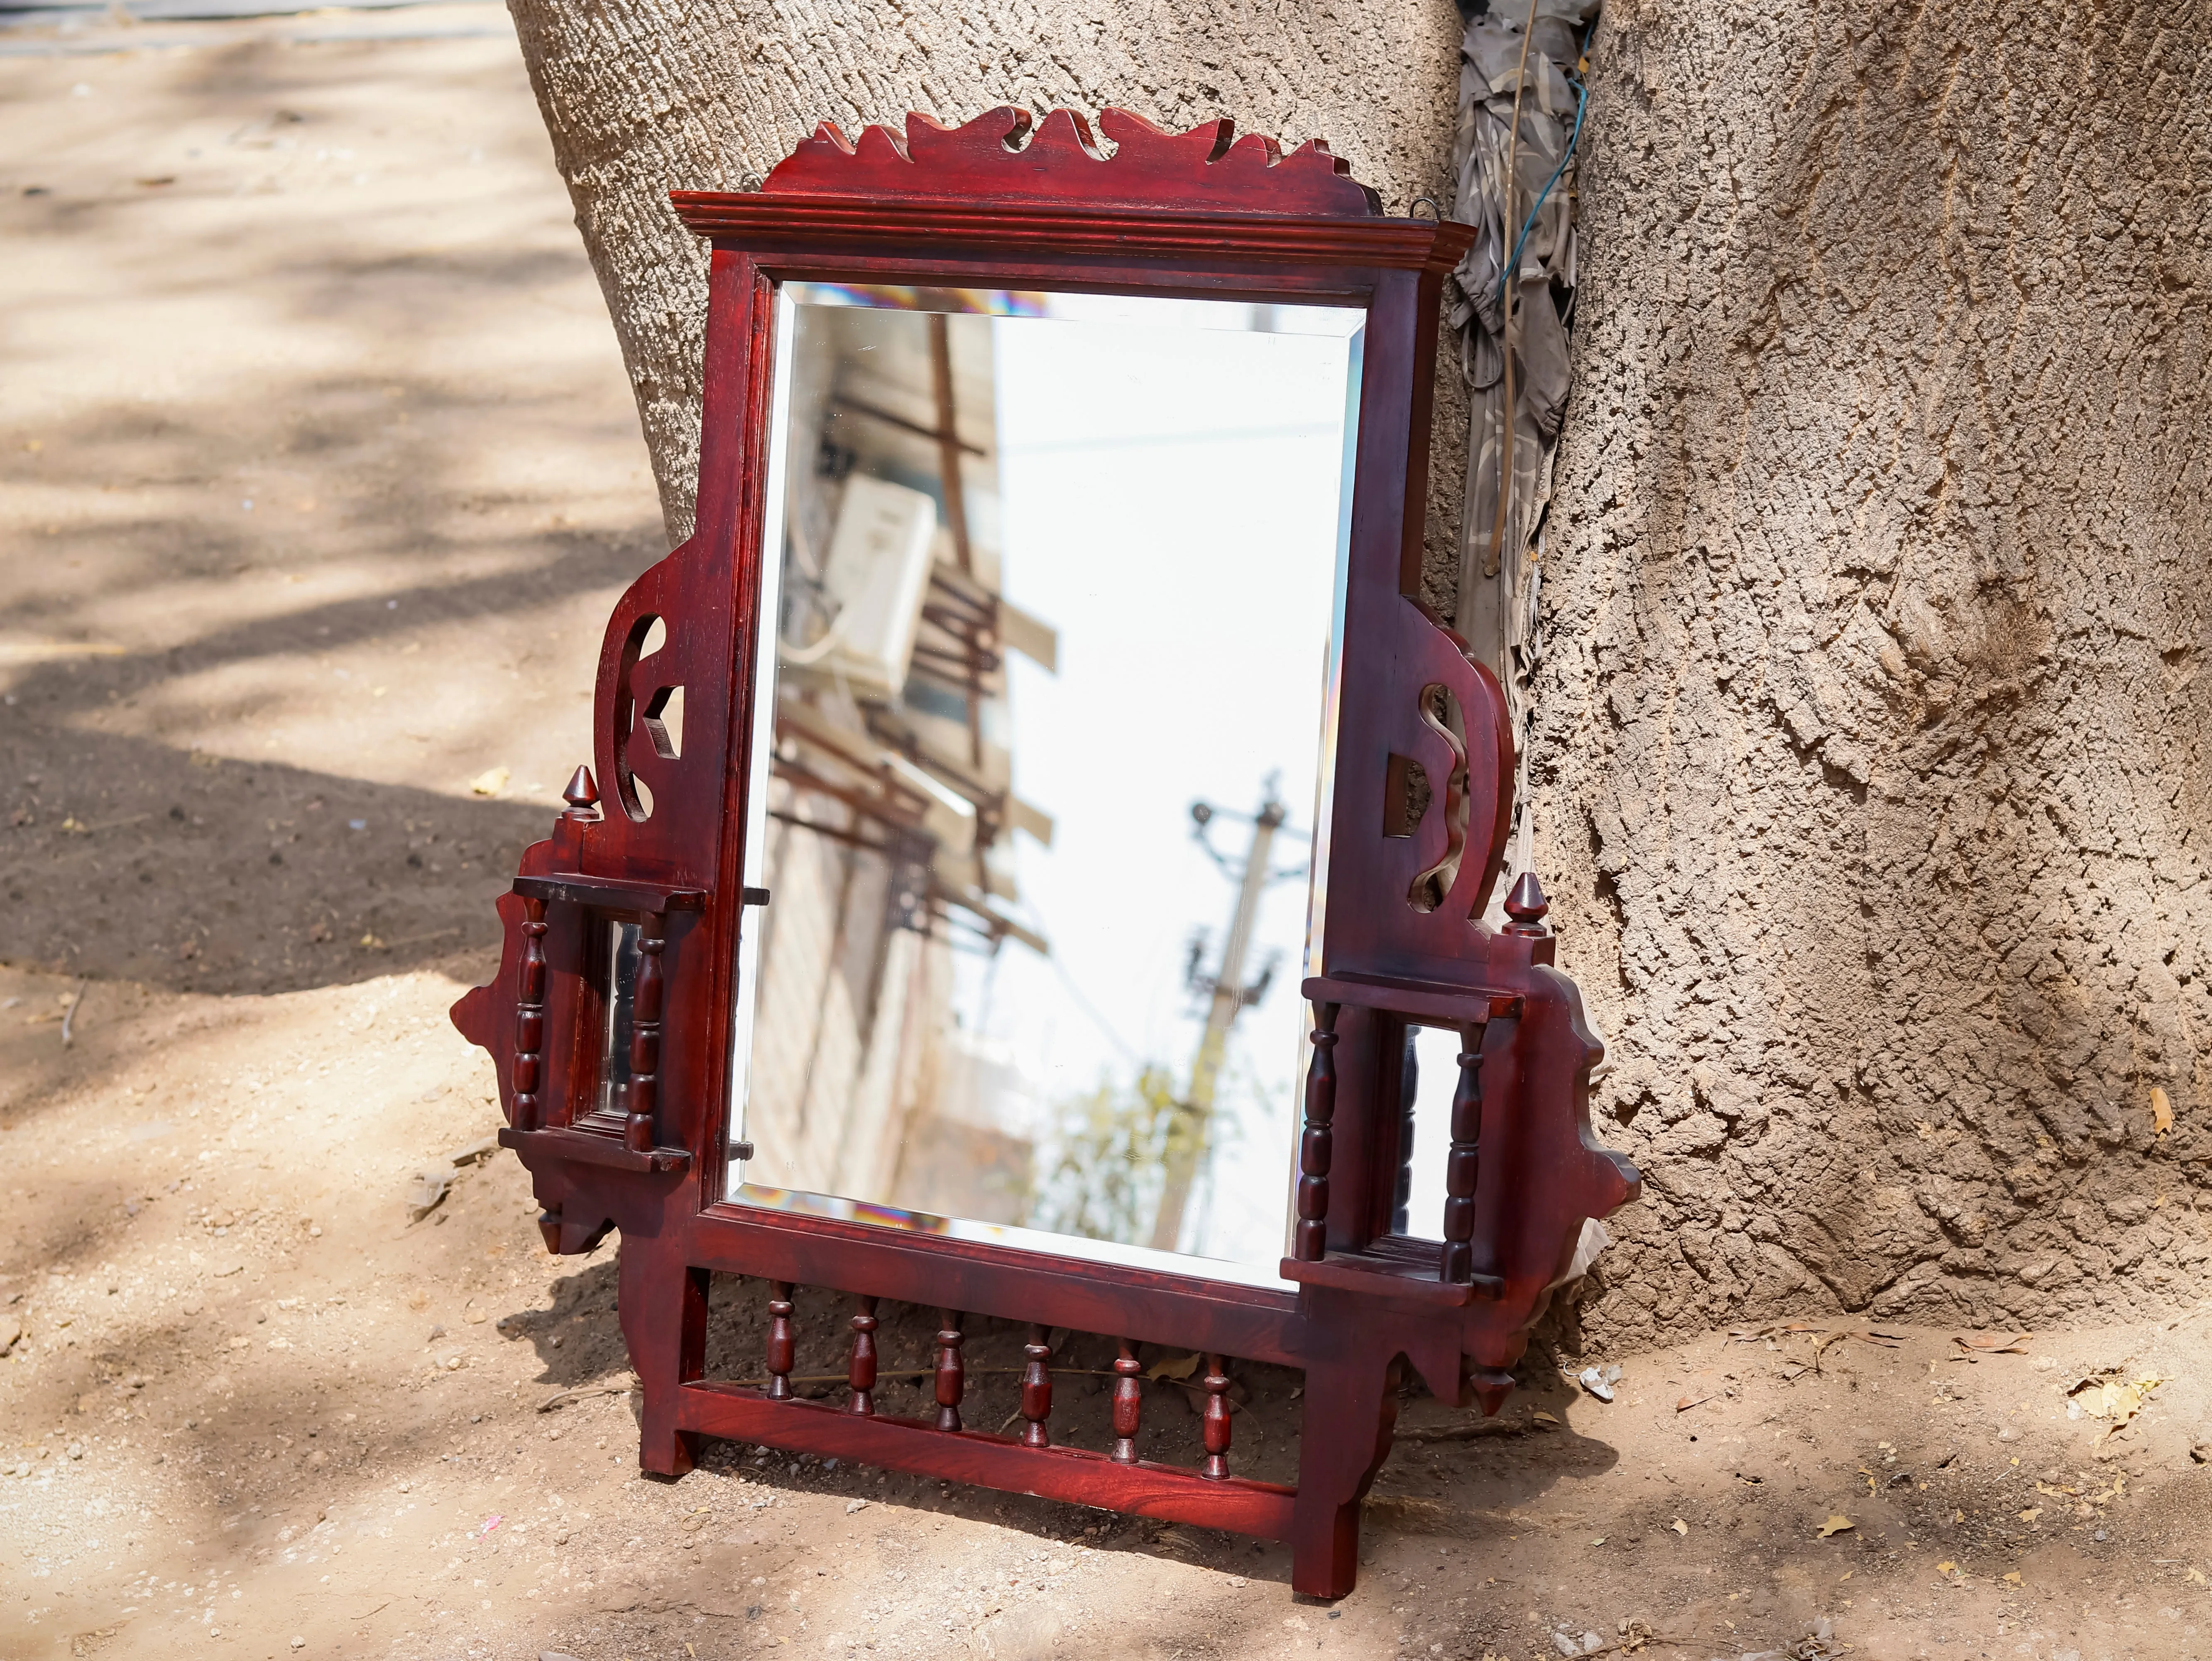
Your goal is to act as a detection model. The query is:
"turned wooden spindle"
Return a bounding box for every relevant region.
[1294,1002,1342,1260]
[765,1282,796,1401]
[847,1296,878,1416]
[511,896,548,1132]
[624,916,666,1154]
[1019,1324,1054,1449]
[1110,1338,1144,1464]
[1200,1354,1233,1480]
[933,1310,965,1432]
[1440,1022,1483,1284]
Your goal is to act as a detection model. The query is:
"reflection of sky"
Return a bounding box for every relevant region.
[972,306,1357,1279]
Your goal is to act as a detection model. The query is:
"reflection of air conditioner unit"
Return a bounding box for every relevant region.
[787,474,937,695]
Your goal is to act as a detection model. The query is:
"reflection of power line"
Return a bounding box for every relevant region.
[1047,951,1139,1066]
[1148,777,1303,1254]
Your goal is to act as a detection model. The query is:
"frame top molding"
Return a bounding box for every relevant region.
[755,107,1385,218]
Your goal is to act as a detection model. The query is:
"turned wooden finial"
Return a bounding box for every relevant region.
[562,765,600,819]
[1502,871,1550,936]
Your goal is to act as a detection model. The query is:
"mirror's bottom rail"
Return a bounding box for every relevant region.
[676,1382,1297,1539]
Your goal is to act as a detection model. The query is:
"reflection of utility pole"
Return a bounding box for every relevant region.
[1148,786,1296,1253]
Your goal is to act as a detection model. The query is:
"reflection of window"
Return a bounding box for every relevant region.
[900,679,967,725]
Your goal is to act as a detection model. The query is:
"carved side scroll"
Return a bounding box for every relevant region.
[1318,598,1515,992]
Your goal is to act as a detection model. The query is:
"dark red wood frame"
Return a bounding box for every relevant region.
[452,107,1638,1597]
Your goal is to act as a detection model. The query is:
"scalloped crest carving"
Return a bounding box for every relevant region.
[763,107,1383,218]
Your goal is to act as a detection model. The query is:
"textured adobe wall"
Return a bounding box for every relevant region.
[1536,0,2212,1348]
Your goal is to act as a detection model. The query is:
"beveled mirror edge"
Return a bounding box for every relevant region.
[720,278,1372,1288]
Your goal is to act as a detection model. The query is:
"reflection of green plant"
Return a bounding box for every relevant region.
[1031,1065,1202,1246]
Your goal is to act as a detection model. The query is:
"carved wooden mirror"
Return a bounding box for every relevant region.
[453,107,1639,1598]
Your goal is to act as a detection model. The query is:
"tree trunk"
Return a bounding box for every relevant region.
[500,0,1466,552]
[1539,0,2212,1345]
[504,0,2212,1347]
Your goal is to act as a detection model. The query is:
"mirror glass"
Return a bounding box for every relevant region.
[1395,1023,1463,1242]
[727,282,1365,1288]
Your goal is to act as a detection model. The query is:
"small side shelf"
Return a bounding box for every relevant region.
[1279,1252,1502,1308]
[1302,973,1520,1025]
[498,1125,692,1174]
[514,873,709,914]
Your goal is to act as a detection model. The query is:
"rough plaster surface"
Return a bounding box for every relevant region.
[1537,0,2212,1348]
[500,0,1466,548]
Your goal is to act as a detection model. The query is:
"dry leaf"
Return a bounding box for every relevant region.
[1937,1560,1957,1575]
[1815,1327,1903,1355]
[2003,1572,2022,1586]
[1675,1394,1713,1413]
[1670,1519,1688,1536]
[2188,1568,2207,1586]
[1532,1410,1560,1426]
[1818,1515,1854,1538]
[1953,1333,2031,1355]
[1144,1353,1201,1382]
[470,765,511,797]
[2153,1087,2174,1136]
[2070,1372,2163,1438]
[2017,1508,2042,1523]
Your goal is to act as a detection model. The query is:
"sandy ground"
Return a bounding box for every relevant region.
[5,14,2212,1661]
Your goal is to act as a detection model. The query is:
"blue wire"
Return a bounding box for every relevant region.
[1493,62,1590,306]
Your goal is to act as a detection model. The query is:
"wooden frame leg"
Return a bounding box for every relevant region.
[1288,1351,1402,1598]
[618,1237,708,1477]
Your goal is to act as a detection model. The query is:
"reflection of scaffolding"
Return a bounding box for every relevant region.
[776,301,1053,943]
[767,710,933,934]
[743,293,1054,1228]
[774,703,1044,957]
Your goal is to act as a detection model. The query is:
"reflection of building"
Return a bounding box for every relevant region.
[740,292,1056,1222]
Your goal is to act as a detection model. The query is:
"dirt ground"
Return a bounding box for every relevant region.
[5,14,2212,1661]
